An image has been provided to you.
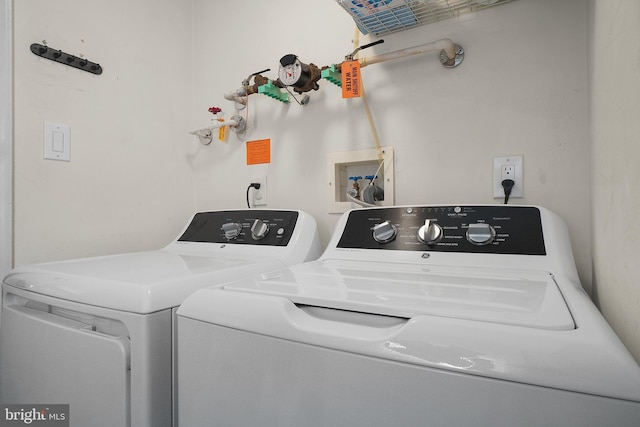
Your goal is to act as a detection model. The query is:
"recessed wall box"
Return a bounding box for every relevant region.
[327,147,394,213]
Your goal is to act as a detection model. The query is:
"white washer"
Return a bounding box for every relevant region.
[177,205,640,427]
[1,209,320,427]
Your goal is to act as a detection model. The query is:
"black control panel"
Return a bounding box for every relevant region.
[337,206,546,255]
[178,210,299,246]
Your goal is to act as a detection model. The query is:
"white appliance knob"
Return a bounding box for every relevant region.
[251,219,270,240]
[417,219,443,245]
[372,221,397,244]
[221,222,243,240]
[466,223,496,246]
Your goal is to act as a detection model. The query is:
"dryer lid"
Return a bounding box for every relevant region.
[223,259,575,331]
[3,250,285,313]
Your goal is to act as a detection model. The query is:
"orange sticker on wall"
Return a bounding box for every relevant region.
[246,139,271,165]
[341,61,361,98]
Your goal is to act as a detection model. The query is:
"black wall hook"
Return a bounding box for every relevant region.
[30,43,103,75]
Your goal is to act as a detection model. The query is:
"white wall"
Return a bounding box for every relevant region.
[589,0,640,361]
[13,0,196,264]
[192,0,592,289]
[0,0,11,279]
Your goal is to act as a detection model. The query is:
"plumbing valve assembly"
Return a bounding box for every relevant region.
[190,106,246,145]
[190,37,464,142]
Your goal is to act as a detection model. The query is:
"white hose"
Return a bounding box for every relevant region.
[346,193,378,208]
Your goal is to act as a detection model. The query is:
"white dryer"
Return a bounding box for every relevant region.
[1,209,320,427]
[177,205,640,427]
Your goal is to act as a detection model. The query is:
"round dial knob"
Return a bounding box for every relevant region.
[372,221,397,244]
[466,223,496,246]
[250,219,270,240]
[221,222,243,240]
[417,219,443,245]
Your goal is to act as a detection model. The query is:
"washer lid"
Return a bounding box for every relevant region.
[223,259,575,330]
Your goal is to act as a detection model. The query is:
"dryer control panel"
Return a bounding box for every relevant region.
[178,210,299,246]
[337,206,546,255]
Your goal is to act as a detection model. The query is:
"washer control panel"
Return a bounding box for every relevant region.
[337,206,546,255]
[178,210,299,246]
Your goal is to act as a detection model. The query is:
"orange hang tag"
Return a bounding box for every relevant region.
[341,61,361,98]
[246,139,271,165]
[217,119,227,142]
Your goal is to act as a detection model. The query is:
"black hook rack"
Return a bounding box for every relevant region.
[30,43,103,75]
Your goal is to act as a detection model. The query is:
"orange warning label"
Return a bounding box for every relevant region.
[246,139,271,165]
[218,119,227,142]
[341,61,361,98]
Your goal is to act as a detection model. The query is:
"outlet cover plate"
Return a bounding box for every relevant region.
[250,176,267,206]
[493,155,523,198]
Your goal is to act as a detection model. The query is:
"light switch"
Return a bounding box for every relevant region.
[52,131,65,152]
[44,122,71,161]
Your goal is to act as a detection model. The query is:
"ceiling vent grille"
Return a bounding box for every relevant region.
[337,0,516,36]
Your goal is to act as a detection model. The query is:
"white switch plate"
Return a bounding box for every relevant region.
[44,122,71,161]
[493,155,523,198]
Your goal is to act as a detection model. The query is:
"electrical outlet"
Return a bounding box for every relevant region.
[493,156,523,199]
[250,176,267,206]
[501,165,515,181]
